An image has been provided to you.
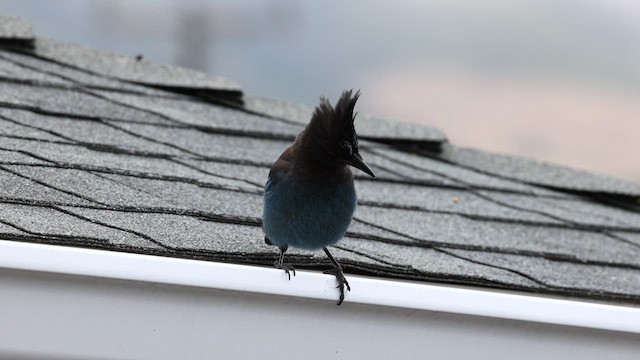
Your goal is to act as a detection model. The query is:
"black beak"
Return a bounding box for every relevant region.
[347,152,375,177]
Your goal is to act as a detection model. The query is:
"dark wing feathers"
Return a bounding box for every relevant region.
[266,145,294,191]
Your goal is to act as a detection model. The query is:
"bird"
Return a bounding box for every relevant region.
[262,89,375,305]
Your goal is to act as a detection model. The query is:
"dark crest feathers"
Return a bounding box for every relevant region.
[309,89,360,136]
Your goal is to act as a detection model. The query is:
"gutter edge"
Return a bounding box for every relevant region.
[1,240,638,334]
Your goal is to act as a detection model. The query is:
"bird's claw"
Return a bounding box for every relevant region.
[274,260,296,280]
[324,266,351,305]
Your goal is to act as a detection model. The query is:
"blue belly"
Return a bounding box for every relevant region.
[263,175,356,250]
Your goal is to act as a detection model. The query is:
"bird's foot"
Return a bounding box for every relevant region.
[274,260,296,280]
[324,266,351,305]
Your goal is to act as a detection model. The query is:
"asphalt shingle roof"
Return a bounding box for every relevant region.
[0,16,33,47]
[33,37,242,97]
[2,17,640,304]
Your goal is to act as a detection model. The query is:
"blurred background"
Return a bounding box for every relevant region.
[1,0,638,182]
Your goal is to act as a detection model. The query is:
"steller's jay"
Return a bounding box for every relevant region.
[262,90,375,305]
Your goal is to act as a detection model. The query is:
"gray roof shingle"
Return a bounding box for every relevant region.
[2,17,639,304]
[0,16,33,47]
[439,143,640,197]
[32,38,242,97]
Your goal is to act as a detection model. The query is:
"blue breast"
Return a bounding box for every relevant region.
[263,173,357,250]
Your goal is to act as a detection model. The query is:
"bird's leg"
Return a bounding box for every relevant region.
[323,247,351,305]
[274,245,296,280]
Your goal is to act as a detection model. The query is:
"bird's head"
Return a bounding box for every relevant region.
[304,90,375,177]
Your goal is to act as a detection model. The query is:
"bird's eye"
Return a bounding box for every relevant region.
[340,140,353,156]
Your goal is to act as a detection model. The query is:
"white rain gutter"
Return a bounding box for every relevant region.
[0,239,638,334]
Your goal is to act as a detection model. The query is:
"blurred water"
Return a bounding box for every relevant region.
[1,0,639,181]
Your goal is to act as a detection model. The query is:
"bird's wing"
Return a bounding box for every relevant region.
[265,146,294,192]
[264,173,279,192]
